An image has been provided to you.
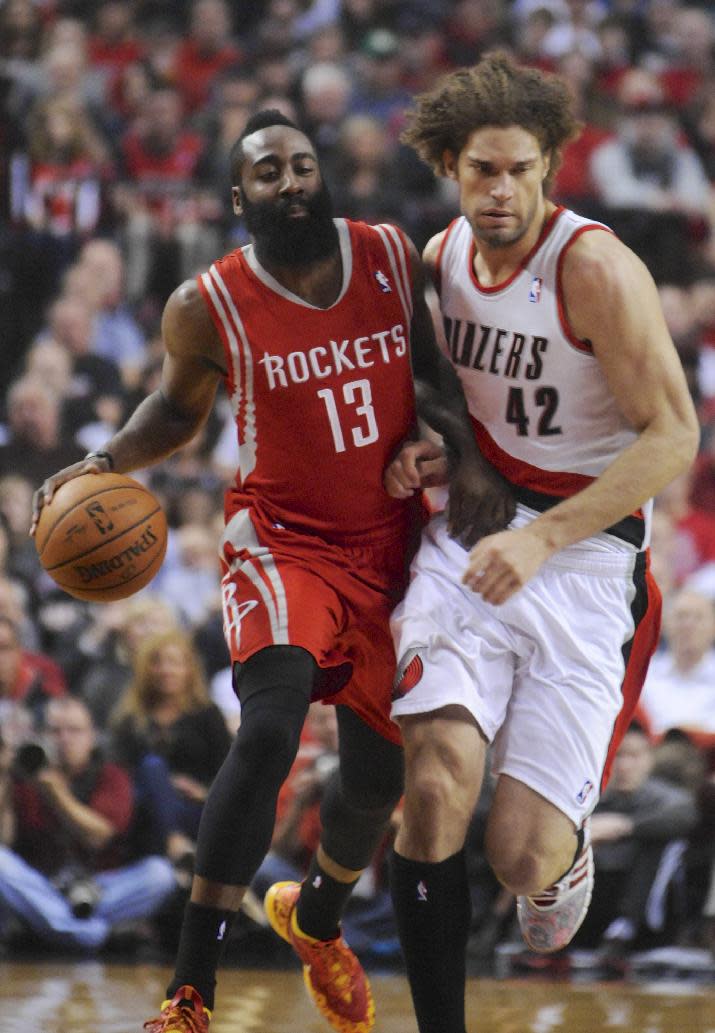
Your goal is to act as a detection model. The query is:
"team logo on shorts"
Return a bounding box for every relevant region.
[576,779,594,805]
[393,646,425,699]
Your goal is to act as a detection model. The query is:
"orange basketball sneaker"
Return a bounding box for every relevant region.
[143,986,211,1033]
[264,881,375,1033]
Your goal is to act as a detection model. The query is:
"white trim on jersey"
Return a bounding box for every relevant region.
[221,508,290,644]
[243,219,354,309]
[202,265,258,481]
[374,224,413,328]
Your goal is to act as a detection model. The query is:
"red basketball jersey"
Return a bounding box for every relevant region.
[198,219,419,544]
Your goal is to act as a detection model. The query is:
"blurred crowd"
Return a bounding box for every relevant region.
[0,0,713,974]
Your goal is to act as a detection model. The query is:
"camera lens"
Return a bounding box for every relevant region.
[12,742,49,778]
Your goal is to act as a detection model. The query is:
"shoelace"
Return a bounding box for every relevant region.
[143,1003,207,1033]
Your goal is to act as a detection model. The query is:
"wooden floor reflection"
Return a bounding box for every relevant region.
[1,961,713,1033]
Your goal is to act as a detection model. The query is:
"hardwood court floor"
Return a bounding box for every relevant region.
[1,961,713,1033]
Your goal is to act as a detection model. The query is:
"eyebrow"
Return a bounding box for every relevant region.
[252,151,317,168]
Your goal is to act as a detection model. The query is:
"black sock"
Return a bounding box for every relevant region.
[167,901,236,1010]
[390,849,471,1033]
[296,856,359,940]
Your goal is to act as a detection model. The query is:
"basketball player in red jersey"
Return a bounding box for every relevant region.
[31,110,513,1033]
[384,54,700,1033]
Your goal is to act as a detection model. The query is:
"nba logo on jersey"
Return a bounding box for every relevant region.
[375,270,392,293]
[528,276,542,303]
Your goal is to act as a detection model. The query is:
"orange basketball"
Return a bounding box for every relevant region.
[34,472,168,602]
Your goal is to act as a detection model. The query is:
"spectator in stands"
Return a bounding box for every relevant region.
[575,723,698,960]
[0,616,66,729]
[0,377,84,485]
[0,696,178,952]
[115,84,218,310]
[638,588,715,753]
[298,60,354,181]
[87,0,147,109]
[350,28,412,137]
[76,238,147,380]
[0,475,43,606]
[8,92,113,339]
[38,294,125,447]
[155,524,221,629]
[331,113,403,225]
[108,630,232,865]
[170,0,242,116]
[74,593,180,731]
[588,68,711,283]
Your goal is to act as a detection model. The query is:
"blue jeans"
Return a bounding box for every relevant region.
[0,845,177,950]
[133,754,204,854]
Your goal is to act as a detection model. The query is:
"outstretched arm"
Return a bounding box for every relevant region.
[389,234,515,545]
[31,280,225,532]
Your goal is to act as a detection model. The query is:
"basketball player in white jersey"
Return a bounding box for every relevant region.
[384,52,700,1033]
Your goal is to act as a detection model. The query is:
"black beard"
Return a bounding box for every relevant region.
[240,181,339,267]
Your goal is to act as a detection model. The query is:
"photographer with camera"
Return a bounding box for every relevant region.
[0,696,179,952]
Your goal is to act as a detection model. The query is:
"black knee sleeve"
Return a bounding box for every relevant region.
[319,771,398,871]
[318,704,404,871]
[194,647,315,885]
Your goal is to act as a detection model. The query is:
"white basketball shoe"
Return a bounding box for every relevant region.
[516,822,594,953]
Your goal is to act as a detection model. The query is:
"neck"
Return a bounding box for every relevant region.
[475,199,555,286]
[254,245,343,309]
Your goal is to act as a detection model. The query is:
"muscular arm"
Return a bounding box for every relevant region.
[32,280,225,527]
[92,281,225,473]
[465,230,700,601]
[391,235,515,544]
[525,231,698,552]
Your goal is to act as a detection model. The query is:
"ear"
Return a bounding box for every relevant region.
[232,185,242,216]
[442,149,458,180]
[542,150,552,181]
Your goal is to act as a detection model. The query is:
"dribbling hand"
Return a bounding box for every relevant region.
[30,454,113,537]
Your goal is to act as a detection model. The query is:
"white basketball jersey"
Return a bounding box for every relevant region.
[436,206,650,552]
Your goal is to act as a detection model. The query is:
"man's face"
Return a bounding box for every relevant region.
[665,590,715,659]
[235,125,337,266]
[445,125,550,250]
[610,730,653,792]
[46,703,96,774]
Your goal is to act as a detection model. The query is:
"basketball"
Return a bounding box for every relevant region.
[34,472,168,602]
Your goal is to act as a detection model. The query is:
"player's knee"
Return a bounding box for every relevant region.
[488,847,545,896]
[405,766,473,832]
[233,706,304,778]
[320,778,396,870]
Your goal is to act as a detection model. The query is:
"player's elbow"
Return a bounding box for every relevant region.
[672,408,701,472]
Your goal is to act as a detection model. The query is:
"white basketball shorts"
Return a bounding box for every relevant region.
[391,514,661,825]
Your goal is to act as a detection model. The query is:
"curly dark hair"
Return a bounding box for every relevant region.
[401,51,581,192]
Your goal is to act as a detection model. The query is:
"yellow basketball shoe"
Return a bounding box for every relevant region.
[143,986,211,1033]
[264,881,375,1033]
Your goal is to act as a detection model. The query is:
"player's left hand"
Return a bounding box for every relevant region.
[462,526,551,604]
[447,458,515,548]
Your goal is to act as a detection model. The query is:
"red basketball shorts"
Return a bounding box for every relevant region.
[220,506,412,745]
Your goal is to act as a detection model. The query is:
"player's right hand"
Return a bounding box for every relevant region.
[30,454,112,536]
[384,439,448,498]
[447,457,516,548]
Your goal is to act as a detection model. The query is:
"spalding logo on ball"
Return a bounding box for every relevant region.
[34,472,168,602]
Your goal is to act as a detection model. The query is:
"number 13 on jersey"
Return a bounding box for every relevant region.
[317,379,379,453]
